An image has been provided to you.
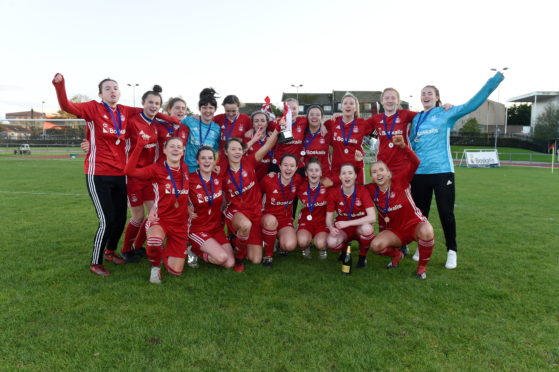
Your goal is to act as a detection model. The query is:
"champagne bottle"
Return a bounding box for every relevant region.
[341,244,352,275]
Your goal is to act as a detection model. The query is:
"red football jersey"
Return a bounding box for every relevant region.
[188,171,224,233]
[370,110,417,178]
[260,173,302,218]
[126,113,159,172]
[214,113,252,150]
[301,127,332,177]
[244,132,274,180]
[273,117,307,167]
[326,117,374,175]
[53,77,141,176]
[327,185,374,221]
[219,153,262,219]
[297,180,330,224]
[134,161,189,226]
[156,121,189,159]
[366,145,424,231]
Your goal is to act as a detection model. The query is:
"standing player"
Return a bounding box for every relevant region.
[220,130,278,272]
[52,73,143,276]
[367,135,435,279]
[301,105,331,177]
[188,146,234,269]
[297,158,330,259]
[409,71,505,269]
[326,164,376,267]
[213,95,252,151]
[156,97,189,157]
[244,111,277,179]
[326,93,374,185]
[260,154,303,267]
[124,136,189,283]
[121,86,164,263]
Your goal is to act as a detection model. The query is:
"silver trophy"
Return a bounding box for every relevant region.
[278,105,294,144]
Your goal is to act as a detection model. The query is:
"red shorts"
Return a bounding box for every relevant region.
[127,180,155,207]
[297,220,328,237]
[224,208,262,246]
[384,222,419,246]
[146,220,188,259]
[188,229,230,260]
[329,225,361,252]
[275,214,294,231]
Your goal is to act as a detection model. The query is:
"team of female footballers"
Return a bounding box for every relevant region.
[52,70,504,283]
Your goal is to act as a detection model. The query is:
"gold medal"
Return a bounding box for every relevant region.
[384,216,390,223]
[116,139,121,145]
[306,215,312,221]
[344,148,349,154]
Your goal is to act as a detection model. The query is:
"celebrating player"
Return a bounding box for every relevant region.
[297,158,330,259]
[409,71,505,269]
[326,163,376,267]
[156,97,189,156]
[120,86,165,263]
[124,135,189,283]
[301,105,331,176]
[52,73,145,275]
[220,129,278,272]
[260,154,303,267]
[326,93,374,185]
[244,111,276,179]
[367,135,435,279]
[188,146,234,268]
[213,95,252,150]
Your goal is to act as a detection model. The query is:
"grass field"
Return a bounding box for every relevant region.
[1,156,558,371]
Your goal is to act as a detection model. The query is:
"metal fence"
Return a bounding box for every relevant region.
[0,118,86,146]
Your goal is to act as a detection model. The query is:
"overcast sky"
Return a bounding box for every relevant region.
[0,0,557,118]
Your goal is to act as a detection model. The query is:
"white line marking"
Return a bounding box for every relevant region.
[0,190,87,196]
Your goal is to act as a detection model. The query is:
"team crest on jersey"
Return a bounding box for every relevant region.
[356,199,362,207]
[214,179,219,185]
[353,127,359,133]
[297,127,302,133]
[320,138,325,144]
[242,170,248,177]
[121,115,125,120]
[320,188,326,194]
[239,125,244,131]
[103,115,108,119]
[131,195,138,202]
[396,118,401,123]
[271,198,275,203]
[165,183,171,189]
[390,192,395,198]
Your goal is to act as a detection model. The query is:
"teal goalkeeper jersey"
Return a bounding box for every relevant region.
[410,72,504,174]
[182,116,221,172]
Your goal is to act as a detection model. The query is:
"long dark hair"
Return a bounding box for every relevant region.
[199,88,218,109]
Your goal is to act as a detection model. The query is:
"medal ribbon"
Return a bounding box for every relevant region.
[341,186,357,220]
[224,115,238,141]
[228,162,243,197]
[164,161,184,204]
[278,174,293,211]
[414,110,433,139]
[382,110,399,141]
[258,138,274,160]
[304,127,321,150]
[199,119,212,145]
[197,170,214,208]
[102,102,122,139]
[374,185,390,215]
[307,183,320,215]
[339,118,356,146]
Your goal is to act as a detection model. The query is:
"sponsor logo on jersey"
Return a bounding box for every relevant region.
[417,128,439,136]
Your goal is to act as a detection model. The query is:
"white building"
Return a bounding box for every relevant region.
[508,91,559,131]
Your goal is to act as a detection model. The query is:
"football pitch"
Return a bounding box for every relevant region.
[0,156,557,371]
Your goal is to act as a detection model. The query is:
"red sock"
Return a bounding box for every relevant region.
[122,219,142,253]
[191,245,209,262]
[359,232,375,256]
[234,235,248,260]
[417,238,435,273]
[146,237,163,267]
[133,219,147,250]
[331,241,344,253]
[262,228,277,257]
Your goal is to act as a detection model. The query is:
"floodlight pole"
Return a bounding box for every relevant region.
[291,83,303,103]
[42,101,46,138]
[127,83,139,107]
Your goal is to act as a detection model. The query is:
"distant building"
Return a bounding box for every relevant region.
[508,91,559,132]
[454,100,506,134]
[6,110,45,119]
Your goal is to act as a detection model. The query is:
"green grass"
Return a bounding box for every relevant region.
[0,157,558,371]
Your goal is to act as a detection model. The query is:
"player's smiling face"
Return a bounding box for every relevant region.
[196,149,215,173]
[370,162,391,187]
[170,101,187,120]
[381,90,399,114]
[224,103,239,121]
[421,87,438,110]
[279,156,297,181]
[340,165,357,188]
[287,101,299,117]
[99,81,120,106]
[305,162,322,184]
[342,97,357,118]
[200,104,216,122]
[164,139,184,163]
[307,107,322,128]
[225,140,244,164]
[143,94,161,118]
